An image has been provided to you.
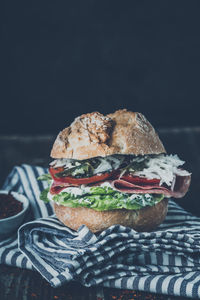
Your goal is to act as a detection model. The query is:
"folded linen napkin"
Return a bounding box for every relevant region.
[1,165,200,298]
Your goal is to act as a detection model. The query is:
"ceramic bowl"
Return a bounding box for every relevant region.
[0,190,29,239]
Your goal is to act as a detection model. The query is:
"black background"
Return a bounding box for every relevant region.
[1,1,200,135]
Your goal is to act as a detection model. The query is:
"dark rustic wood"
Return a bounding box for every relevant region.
[0,128,200,300]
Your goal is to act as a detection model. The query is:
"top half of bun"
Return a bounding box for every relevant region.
[51,109,166,160]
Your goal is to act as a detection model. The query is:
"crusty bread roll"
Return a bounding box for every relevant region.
[54,199,168,233]
[51,109,168,232]
[51,109,166,160]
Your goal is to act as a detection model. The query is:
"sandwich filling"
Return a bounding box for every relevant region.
[39,154,191,211]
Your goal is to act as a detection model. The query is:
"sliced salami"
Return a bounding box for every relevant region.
[111,175,191,198]
[50,181,78,194]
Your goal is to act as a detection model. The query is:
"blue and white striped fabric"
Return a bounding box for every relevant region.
[1,165,200,298]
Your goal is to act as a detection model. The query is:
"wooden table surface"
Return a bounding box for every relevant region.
[0,127,200,300]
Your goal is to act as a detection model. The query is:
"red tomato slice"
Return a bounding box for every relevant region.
[49,167,64,177]
[121,174,160,185]
[49,167,114,185]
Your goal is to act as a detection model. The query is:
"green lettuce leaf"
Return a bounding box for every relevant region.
[45,185,164,211]
[37,173,52,184]
[40,188,50,203]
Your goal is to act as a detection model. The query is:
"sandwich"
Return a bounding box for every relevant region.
[40,109,191,232]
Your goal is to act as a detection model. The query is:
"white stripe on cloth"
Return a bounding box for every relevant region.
[22,165,50,218]
[1,164,200,298]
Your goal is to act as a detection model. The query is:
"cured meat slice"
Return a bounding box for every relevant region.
[50,181,78,194]
[112,175,191,198]
[49,171,191,199]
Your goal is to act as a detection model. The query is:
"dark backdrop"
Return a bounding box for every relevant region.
[1,1,200,135]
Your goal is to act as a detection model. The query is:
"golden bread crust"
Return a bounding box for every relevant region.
[53,199,168,233]
[51,109,166,159]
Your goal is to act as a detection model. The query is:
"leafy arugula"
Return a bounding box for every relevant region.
[55,162,95,178]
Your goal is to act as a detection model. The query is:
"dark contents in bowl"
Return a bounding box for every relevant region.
[0,193,23,219]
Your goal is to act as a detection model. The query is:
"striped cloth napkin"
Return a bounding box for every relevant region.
[1,165,200,298]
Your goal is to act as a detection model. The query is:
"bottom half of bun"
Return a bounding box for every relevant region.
[53,198,168,233]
